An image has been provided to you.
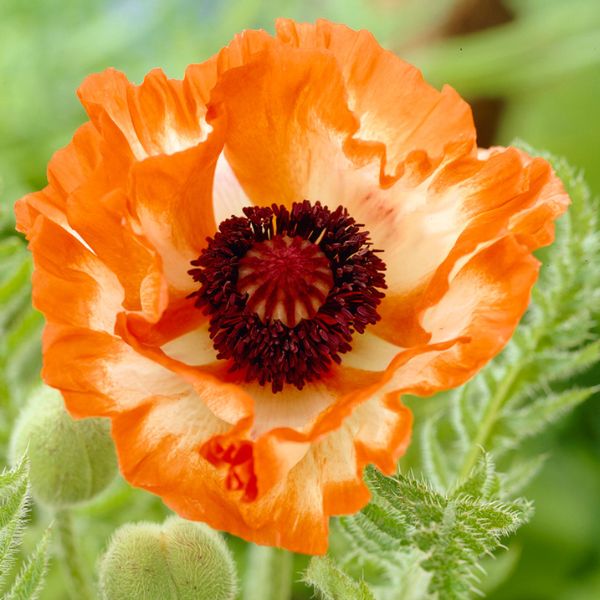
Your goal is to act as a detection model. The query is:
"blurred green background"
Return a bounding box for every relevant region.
[0,0,599,598]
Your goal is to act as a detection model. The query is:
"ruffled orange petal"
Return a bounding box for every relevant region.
[15,122,101,236]
[206,41,361,208]
[51,67,238,337]
[68,183,166,316]
[77,68,208,163]
[15,187,70,239]
[127,126,224,293]
[109,390,404,553]
[183,29,273,105]
[135,433,337,554]
[15,119,167,322]
[42,326,192,417]
[114,315,255,427]
[74,67,228,301]
[275,18,476,175]
[381,147,567,347]
[390,235,540,396]
[29,217,124,332]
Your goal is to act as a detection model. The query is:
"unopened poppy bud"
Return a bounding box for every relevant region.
[9,385,117,508]
[98,516,237,600]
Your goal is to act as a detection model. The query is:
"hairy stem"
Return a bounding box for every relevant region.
[457,363,522,482]
[54,510,95,600]
[242,545,294,600]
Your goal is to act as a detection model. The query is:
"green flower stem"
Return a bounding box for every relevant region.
[242,545,293,600]
[54,510,95,600]
[457,363,522,482]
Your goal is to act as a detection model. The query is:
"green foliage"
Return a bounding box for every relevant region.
[0,235,42,464]
[241,546,293,600]
[0,456,50,600]
[412,0,600,97]
[307,455,530,599]
[334,460,531,600]
[304,556,375,600]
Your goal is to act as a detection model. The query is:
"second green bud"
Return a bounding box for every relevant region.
[9,385,117,508]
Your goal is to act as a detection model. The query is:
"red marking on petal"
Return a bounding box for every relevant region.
[201,437,258,501]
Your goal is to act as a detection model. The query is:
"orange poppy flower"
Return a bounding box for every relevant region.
[15,19,568,554]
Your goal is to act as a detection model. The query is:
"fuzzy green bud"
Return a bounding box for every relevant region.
[9,385,117,508]
[99,516,238,600]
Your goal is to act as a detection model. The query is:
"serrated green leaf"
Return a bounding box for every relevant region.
[304,556,376,600]
[338,463,532,600]
[0,457,27,493]
[451,454,500,501]
[0,457,49,598]
[3,529,50,600]
[340,502,409,559]
[0,459,30,591]
[497,386,600,448]
[0,470,28,530]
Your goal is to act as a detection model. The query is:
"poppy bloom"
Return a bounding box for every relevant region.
[15,19,568,554]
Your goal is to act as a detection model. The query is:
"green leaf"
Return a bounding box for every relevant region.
[496,386,600,451]
[3,529,51,600]
[451,453,500,501]
[0,456,27,494]
[304,556,376,600]
[0,456,50,599]
[335,461,532,599]
[0,458,29,591]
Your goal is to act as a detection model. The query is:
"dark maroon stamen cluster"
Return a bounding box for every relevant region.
[188,201,386,392]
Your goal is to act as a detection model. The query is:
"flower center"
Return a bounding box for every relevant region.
[237,235,333,327]
[188,201,386,392]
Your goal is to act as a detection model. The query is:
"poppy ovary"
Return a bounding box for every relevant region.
[237,234,333,328]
